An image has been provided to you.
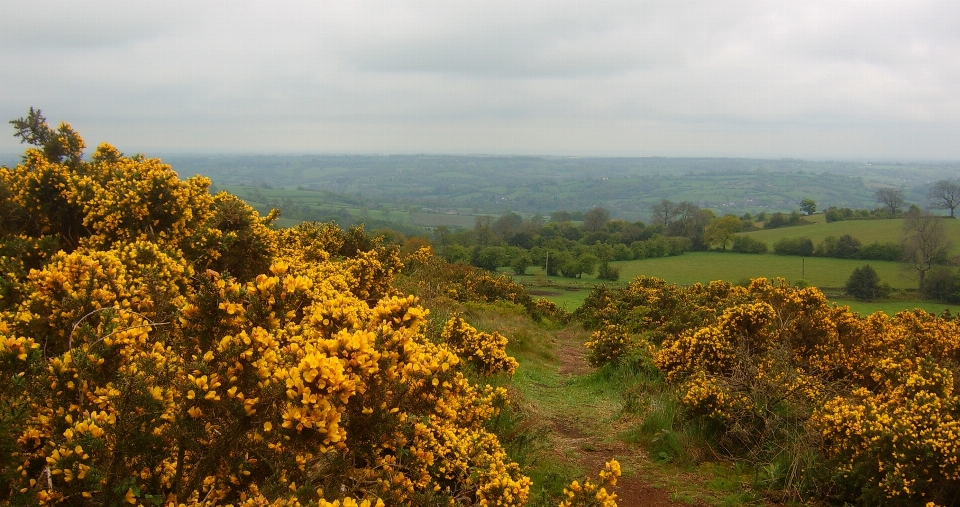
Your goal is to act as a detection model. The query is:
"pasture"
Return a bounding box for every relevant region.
[512,251,960,315]
[611,252,913,290]
[742,216,960,255]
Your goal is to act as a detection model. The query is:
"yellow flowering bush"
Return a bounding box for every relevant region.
[440,317,519,376]
[812,337,960,504]
[576,277,748,344]
[557,460,620,507]
[584,275,960,503]
[584,325,636,368]
[0,122,533,506]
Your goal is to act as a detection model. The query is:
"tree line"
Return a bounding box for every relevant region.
[431,201,728,280]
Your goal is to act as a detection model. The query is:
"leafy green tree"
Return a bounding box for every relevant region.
[667,202,714,250]
[817,234,862,259]
[583,207,611,233]
[510,252,531,275]
[575,253,600,278]
[596,262,620,281]
[473,215,498,246]
[470,245,507,271]
[800,198,817,215]
[547,250,573,276]
[492,212,522,241]
[703,215,743,250]
[845,264,883,301]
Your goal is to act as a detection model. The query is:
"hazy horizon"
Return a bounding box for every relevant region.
[3,1,960,160]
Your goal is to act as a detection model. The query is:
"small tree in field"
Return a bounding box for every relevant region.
[800,198,817,215]
[927,180,960,218]
[845,264,883,301]
[596,262,620,281]
[902,209,951,287]
[703,215,744,250]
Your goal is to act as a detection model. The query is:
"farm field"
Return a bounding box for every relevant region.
[742,216,960,255]
[510,252,960,315]
[611,252,912,289]
[836,298,960,316]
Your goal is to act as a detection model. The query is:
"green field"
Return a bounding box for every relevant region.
[836,298,960,316]
[742,216,960,255]
[511,252,960,315]
[611,252,913,290]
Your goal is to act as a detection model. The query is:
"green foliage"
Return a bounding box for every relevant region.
[596,262,620,281]
[764,211,804,229]
[773,237,815,256]
[920,267,960,303]
[857,241,901,261]
[731,235,767,254]
[815,234,861,259]
[511,253,532,275]
[704,215,744,250]
[845,264,883,301]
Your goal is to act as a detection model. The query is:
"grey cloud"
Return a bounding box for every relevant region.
[2,0,960,159]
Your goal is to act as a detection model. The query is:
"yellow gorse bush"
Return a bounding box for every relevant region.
[557,460,620,507]
[0,127,534,506]
[580,276,960,504]
[440,317,518,376]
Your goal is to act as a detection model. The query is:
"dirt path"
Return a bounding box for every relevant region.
[540,328,702,507]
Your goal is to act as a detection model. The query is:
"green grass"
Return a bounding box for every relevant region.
[835,298,960,316]
[742,217,960,255]
[511,252,954,316]
[611,252,913,290]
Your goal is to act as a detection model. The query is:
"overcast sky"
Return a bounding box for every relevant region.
[1,0,959,159]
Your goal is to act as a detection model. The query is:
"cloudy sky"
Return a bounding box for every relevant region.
[1,0,959,159]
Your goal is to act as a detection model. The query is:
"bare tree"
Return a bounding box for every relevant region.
[649,199,678,227]
[875,188,906,216]
[901,209,951,288]
[927,180,960,218]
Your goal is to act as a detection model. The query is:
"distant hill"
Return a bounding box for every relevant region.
[164,155,960,222]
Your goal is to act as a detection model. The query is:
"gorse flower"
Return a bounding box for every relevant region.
[0,127,539,506]
[581,276,960,504]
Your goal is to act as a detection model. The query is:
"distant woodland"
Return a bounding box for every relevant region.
[167,155,960,221]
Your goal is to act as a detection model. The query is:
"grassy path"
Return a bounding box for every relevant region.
[507,322,763,506]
